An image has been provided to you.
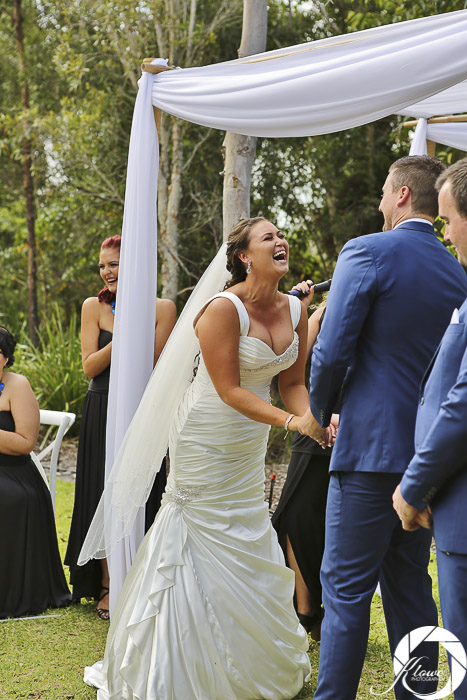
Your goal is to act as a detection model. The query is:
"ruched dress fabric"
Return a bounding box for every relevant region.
[84,292,311,700]
[0,410,71,619]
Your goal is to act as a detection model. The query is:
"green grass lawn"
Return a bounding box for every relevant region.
[0,480,451,700]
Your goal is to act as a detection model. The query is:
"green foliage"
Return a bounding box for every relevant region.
[0,0,244,320]
[345,0,467,31]
[254,116,409,287]
[14,306,88,426]
[1,0,467,329]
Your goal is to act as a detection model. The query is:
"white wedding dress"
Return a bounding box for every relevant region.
[84,292,311,700]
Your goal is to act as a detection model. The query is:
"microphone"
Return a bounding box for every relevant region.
[288,279,332,298]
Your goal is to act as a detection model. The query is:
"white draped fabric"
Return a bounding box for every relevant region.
[88,10,467,605]
[103,58,166,615]
[401,71,467,157]
[409,117,467,155]
[399,61,467,157]
[399,78,467,119]
[150,11,467,137]
[409,118,430,155]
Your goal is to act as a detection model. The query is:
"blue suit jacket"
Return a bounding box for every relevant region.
[400,298,467,553]
[309,220,467,474]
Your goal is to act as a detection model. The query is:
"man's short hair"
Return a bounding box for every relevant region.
[435,157,467,218]
[389,155,446,219]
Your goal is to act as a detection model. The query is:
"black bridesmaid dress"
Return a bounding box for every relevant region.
[0,411,71,619]
[271,431,331,619]
[65,329,167,600]
[65,330,112,600]
[272,307,332,622]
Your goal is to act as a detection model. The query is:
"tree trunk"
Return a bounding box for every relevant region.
[160,117,184,300]
[157,110,170,284]
[13,0,39,346]
[222,0,267,240]
[158,0,196,299]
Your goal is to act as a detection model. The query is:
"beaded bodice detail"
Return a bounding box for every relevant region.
[240,333,299,373]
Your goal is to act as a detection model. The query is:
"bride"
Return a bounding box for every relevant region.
[84,217,324,700]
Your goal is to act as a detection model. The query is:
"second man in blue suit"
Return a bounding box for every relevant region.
[298,156,467,699]
[394,157,467,700]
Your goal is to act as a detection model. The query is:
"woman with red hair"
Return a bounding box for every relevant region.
[65,235,176,619]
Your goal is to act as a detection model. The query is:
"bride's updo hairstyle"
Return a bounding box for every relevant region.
[98,234,122,304]
[224,217,267,290]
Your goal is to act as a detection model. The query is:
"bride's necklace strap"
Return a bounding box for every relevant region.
[110,300,116,316]
[0,372,4,397]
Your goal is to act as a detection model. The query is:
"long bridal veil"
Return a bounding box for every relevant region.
[79,243,230,565]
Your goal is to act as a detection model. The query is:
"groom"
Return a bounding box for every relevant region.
[393,157,467,700]
[298,155,467,699]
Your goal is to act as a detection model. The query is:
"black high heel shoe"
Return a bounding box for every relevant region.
[298,609,324,642]
[97,586,110,620]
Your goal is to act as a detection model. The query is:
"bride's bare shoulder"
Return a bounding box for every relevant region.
[194,295,240,336]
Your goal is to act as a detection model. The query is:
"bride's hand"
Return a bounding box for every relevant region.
[295,409,330,448]
[287,415,303,433]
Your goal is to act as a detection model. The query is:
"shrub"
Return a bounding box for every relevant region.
[14,306,88,433]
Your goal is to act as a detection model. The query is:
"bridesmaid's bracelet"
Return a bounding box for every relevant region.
[284,413,295,438]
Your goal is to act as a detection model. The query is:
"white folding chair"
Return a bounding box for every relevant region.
[30,409,76,514]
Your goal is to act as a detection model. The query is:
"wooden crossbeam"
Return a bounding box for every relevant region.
[141,58,176,75]
[403,114,467,128]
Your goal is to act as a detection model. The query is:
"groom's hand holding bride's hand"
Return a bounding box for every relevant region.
[296,408,334,448]
[329,414,339,443]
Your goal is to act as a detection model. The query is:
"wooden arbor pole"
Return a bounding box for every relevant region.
[403,114,467,156]
[140,59,176,139]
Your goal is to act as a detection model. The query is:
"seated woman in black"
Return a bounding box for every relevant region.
[0,326,71,619]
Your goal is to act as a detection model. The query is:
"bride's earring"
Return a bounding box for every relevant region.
[246,260,252,275]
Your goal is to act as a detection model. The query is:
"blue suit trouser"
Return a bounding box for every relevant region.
[314,471,438,700]
[437,549,467,700]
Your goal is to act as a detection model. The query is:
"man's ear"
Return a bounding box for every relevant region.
[397,185,411,207]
